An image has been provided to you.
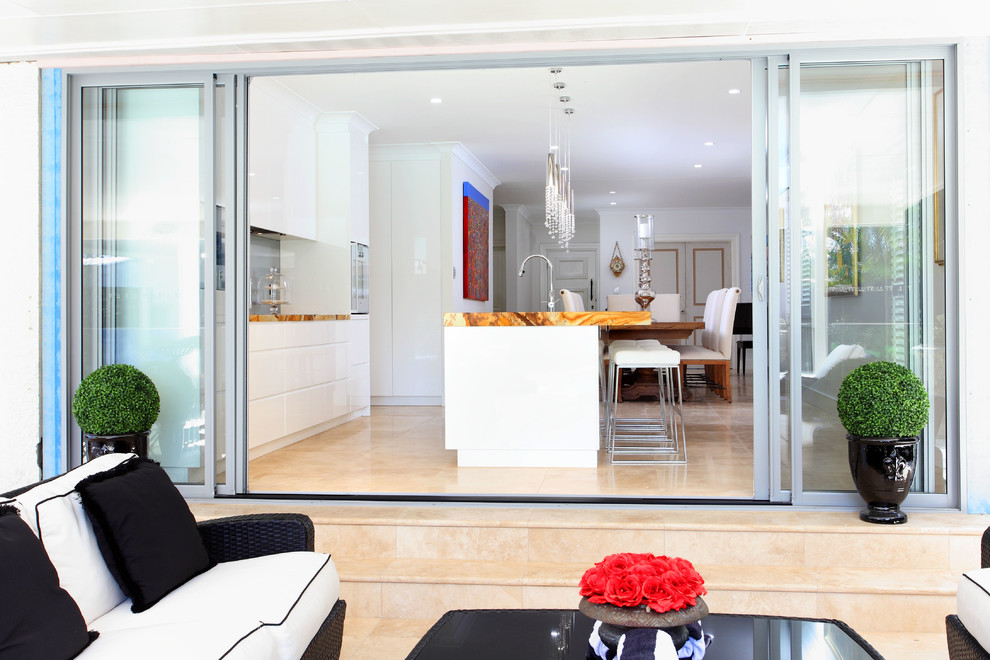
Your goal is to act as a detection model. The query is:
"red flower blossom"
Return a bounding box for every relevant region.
[578,553,706,613]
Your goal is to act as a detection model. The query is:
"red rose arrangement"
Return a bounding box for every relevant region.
[579,552,707,613]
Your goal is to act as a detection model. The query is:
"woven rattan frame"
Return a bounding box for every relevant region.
[197,513,315,560]
[948,615,990,660]
[943,526,990,659]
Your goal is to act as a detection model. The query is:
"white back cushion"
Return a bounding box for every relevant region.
[12,453,135,535]
[716,288,741,358]
[37,492,127,624]
[958,568,990,653]
[650,294,680,322]
[13,453,135,624]
[607,294,638,311]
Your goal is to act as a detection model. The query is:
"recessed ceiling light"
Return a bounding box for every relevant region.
[610,202,617,206]
[430,97,443,104]
[609,191,617,194]
[728,88,741,95]
[694,164,703,168]
[704,141,715,147]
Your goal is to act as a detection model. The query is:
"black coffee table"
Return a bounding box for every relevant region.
[405,609,884,659]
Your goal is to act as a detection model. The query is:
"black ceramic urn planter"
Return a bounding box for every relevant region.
[847,434,919,524]
[84,431,149,461]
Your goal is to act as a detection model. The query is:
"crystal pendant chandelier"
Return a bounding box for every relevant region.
[545,68,575,249]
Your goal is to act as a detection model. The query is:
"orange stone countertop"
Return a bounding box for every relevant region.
[249,314,351,322]
[443,311,651,327]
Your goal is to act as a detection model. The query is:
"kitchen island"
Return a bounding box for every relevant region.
[442,311,649,468]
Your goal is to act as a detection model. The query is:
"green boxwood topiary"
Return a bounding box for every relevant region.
[72,364,160,436]
[836,361,929,438]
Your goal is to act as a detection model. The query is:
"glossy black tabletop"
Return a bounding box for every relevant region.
[404,609,884,660]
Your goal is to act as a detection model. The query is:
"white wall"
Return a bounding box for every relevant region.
[597,207,752,303]
[0,62,40,490]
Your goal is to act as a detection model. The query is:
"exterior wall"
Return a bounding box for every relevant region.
[0,62,41,491]
[9,34,988,510]
[959,37,990,513]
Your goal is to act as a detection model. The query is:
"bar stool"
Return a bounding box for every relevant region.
[605,340,686,464]
[602,339,640,440]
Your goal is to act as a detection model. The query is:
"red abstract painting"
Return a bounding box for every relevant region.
[462,182,489,301]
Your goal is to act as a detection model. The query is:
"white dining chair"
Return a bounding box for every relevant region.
[606,294,638,311]
[559,289,585,312]
[672,287,740,402]
[650,293,681,322]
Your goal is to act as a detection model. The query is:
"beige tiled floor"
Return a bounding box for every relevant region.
[248,371,757,498]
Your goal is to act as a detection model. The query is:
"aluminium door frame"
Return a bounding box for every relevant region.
[774,45,959,509]
[66,71,224,499]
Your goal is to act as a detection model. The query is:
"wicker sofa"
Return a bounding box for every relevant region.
[946,527,990,660]
[1,453,345,659]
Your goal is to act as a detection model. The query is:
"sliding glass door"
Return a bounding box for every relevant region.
[71,73,234,496]
[771,52,955,506]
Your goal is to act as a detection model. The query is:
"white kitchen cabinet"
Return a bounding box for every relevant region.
[247,79,317,240]
[247,319,366,457]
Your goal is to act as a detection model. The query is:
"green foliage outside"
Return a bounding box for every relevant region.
[836,361,929,438]
[72,364,161,435]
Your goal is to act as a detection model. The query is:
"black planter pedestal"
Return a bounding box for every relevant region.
[847,434,919,525]
[85,431,149,461]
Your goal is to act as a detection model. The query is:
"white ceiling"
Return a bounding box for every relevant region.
[0,0,984,63]
[1,0,982,217]
[274,59,753,215]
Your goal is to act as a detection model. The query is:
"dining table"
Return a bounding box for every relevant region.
[602,320,705,344]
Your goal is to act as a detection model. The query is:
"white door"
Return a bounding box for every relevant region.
[655,241,731,345]
[543,245,600,311]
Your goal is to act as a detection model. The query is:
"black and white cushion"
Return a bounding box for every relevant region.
[75,457,215,613]
[0,505,97,659]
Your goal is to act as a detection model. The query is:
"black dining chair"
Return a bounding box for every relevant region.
[733,302,752,373]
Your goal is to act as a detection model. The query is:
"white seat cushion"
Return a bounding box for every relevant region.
[82,551,340,660]
[957,568,990,652]
[612,345,680,368]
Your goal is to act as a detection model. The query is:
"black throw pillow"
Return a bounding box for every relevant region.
[76,457,215,613]
[0,505,97,659]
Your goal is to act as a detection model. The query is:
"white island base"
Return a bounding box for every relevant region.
[443,325,600,468]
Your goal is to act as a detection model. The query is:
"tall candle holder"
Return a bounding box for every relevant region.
[634,214,656,312]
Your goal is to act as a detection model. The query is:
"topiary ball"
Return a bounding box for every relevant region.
[72,364,160,436]
[836,361,929,438]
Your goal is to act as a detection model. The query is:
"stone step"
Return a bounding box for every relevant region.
[334,557,958,633]
[187,502,989,637]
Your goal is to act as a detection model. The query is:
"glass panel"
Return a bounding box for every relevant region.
[796,61,946,494]
[81,85,207,485]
